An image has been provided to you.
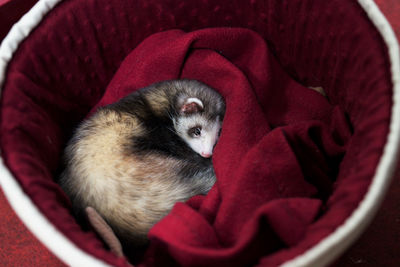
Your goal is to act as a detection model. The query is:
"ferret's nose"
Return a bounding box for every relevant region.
[201,152,212,158]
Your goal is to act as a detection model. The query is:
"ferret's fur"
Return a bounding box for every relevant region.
[59,80,225,247]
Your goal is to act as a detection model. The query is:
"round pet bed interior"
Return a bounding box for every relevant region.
[0,0,399,266]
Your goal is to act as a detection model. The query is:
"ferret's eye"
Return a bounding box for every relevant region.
[188,127,202,137]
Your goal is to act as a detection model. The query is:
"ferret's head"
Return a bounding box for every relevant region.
[173,97,223,158]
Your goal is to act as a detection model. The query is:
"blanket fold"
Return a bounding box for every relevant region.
[93,28,350,266]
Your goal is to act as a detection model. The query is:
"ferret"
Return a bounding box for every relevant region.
[59,80,225,247]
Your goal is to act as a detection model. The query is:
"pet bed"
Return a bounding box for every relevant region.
[0,0,399,266]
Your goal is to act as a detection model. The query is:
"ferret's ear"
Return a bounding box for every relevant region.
[180,97,204,114]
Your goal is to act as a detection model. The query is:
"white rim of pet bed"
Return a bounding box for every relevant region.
[0,0,399,266]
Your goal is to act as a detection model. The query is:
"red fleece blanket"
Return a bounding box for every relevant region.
[92,28,350,266]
